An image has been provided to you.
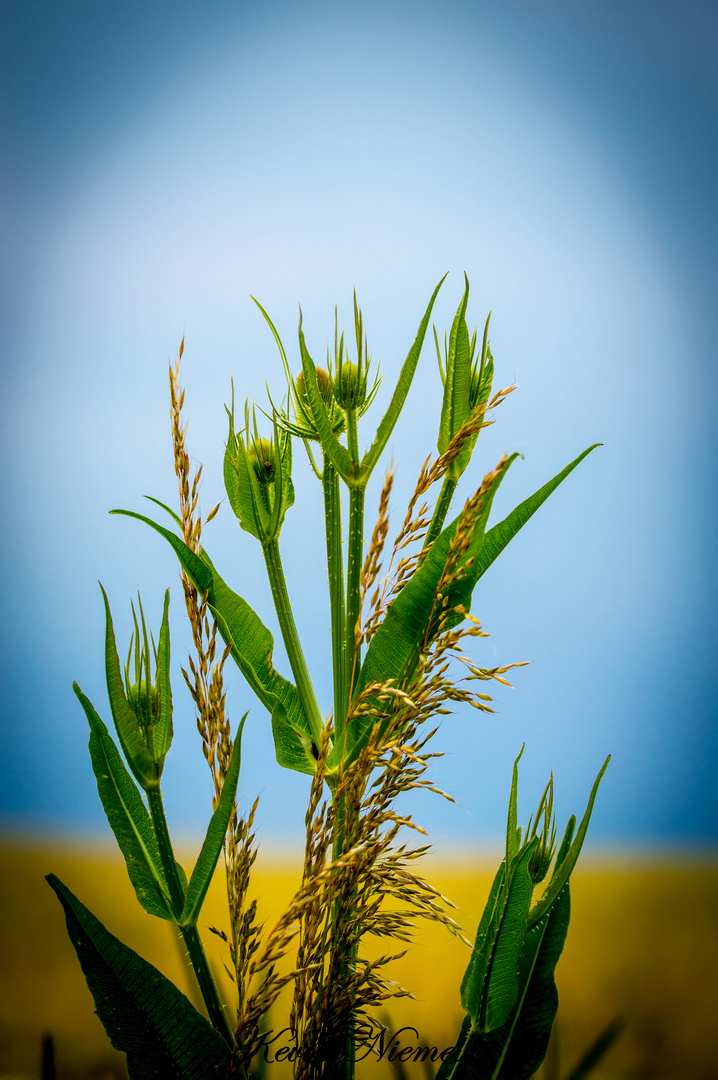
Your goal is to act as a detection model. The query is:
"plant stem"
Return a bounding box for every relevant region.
[147,788,233,1046]
[423,473,457,551]
[262,537,324,747]
[344,411,364,709]
[323,456,346,746]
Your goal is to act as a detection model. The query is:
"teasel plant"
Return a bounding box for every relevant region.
[46,274,615,1080]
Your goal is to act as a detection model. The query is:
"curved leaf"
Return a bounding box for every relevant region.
[362,274,447,475]
[46,875,230,1080]
[109,510,314,772]
[74,683,173,921]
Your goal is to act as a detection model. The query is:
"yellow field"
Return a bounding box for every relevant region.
[1,842,717,1079]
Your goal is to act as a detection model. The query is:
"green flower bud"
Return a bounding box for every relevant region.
[248,437,277,483]
[525,774,557,885]
[333,360,367,410]
[469,348,494,412]
[296,366,335,416]
[126,678,160,723]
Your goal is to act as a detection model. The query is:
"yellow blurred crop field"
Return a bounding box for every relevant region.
[1,842,716,1079]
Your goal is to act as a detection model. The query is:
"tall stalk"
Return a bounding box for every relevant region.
[323,456,346,744]
[263,537,324,747]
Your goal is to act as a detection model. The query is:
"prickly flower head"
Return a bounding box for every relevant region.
[333,360,367,410]
[248,437,277,483]
[296,366,335,415]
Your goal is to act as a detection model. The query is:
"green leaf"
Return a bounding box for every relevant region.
[153,589,173,764]
[352,454,516,746]
[460,860,506,1019]
[494,887,570,1079]
[361,274,447,476]
[109,510,314,773]
[438,887,571,1080]
[298,321,358,484]
[475,444,602,582]
[481,839,537,1032]
[180,714,247,927]
[527,756,610,930]
[224,414,271,541]
[100,585,158,790]
[271,699,318,776]
[46,875,230,1080]
[73,683,173,921]
[505,745,524,866]
[438,275,471,475]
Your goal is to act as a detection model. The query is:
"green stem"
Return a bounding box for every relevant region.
[344,487,364,706]
[147,788,233,1046]
[344,410,364,711]
[323,456,346,744]
[263,538,324,747]
[423,473,457,551]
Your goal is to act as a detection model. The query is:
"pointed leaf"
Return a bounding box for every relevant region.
[74,683,173,921]
[46,875,230,1079]
[527,756,610,930]
[109,510,315,772]
[438,275,471,465]
[180,714,248,926]
[506,745,525,865]
[354,454,516,720]
[361,275,447,475]
[153,589,173,764]
[100,585,158,790]
[476,444,602,582]
[298,324,357,484]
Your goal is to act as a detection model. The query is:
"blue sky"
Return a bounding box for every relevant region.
[1,1,716,849]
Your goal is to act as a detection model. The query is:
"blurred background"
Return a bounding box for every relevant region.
[1,2,716,1077]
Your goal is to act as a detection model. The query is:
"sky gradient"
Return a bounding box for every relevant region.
[1,1,716,849]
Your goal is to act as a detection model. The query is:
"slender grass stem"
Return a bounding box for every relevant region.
[323,456,346,746]
[263,538,324,747]
[147,789,233,1046]
[344,411,364,710]
[424,473,457,550]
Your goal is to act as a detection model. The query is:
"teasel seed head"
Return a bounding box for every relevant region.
[247,437,277,483]
[333,359,367,410]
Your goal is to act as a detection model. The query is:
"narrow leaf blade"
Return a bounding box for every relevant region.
[362,274,446,475]
[476,444,601,582]
[74,684,173,921]
[527,756,610,929]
